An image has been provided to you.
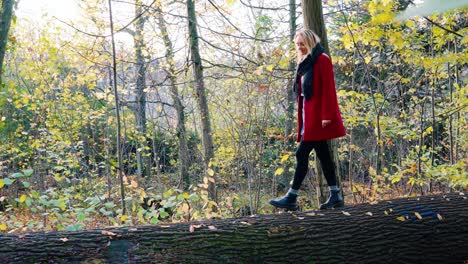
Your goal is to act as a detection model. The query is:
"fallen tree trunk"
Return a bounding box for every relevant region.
[0,193,467,263]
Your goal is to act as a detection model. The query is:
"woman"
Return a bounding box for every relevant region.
[269,29,346,210]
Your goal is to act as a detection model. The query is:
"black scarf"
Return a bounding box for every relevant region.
[293,44,324,100]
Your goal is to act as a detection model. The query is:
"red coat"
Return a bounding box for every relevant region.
[296,54,346,142]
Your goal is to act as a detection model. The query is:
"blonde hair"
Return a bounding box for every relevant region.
[294,29,321,62]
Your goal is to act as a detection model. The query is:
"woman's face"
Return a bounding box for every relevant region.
[295,35,308,57]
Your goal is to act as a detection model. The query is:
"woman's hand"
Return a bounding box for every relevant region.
[322,120,331,128]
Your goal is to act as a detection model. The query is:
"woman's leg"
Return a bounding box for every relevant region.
[314,140,337,186]
[314,140,344,209]
[291,141,315,190]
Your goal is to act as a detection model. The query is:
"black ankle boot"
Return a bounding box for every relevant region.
[269,192,298,210]
[320,190,344,209]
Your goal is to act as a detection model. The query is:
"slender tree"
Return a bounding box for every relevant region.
[186,0,216,200]
[155,4,191,190]
[284,0,297,142]
[108,0,126,215]
[0,0,14,83]
[133,0,150,179]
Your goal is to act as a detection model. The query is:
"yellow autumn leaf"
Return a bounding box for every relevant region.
[265,65,274,72]
[414,212,422,220]
[280,154,290,164]
[207,168,215,177]
[342,34,354,50]
[405,20,415,28]
[396,216,405,221]
[183,192,190,199]
[54,173,64,183]
[0,223,7,231]
[121,215,128,222]
[0,179,4,189]
[372,12,394,25]
[274,168,284,176]
[226,0,236,5]
[19,194,27,203]
[364,56,371,64]
[425,126,433,134]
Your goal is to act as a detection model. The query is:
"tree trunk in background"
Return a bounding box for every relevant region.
[448,42,453,165]
[301,0,342,203]
[0,0,14,83]
[454,40,460,162]
[1,194,467,263]
[134,0,150,179]
[284,0,297,143]
[155,5,191,190]
[301,0,330,54]
[187,0,216,200]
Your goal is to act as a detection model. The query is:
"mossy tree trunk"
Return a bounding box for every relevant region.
[0,0,14,83]
[1,194,467,263]
[186,0,216,201]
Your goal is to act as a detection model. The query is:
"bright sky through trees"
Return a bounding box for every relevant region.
[17,0,81,23]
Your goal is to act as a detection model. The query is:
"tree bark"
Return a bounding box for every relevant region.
[186,0,216,200]
[448,42,453,165]
[134,0,150,179]
[1,193,467,263]
[155,5,191,190]
[284,0,297,142]
[301,0,330,54]
[0,0,14,83]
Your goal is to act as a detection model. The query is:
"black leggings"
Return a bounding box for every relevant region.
[291,140,337,190]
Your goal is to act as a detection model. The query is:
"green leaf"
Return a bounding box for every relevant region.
[189,194,200,202]
[104,202,115,209]
[25,198,32,207]
[163,189,173,198]
[77,213,86,221]
[22,181,30,188]
[10,172,23,178]
[3,178,13,185]
[159,209,169,219]
[23,169,34,177]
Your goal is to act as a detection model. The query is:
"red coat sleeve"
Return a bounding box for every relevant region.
[319,55,339,122]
